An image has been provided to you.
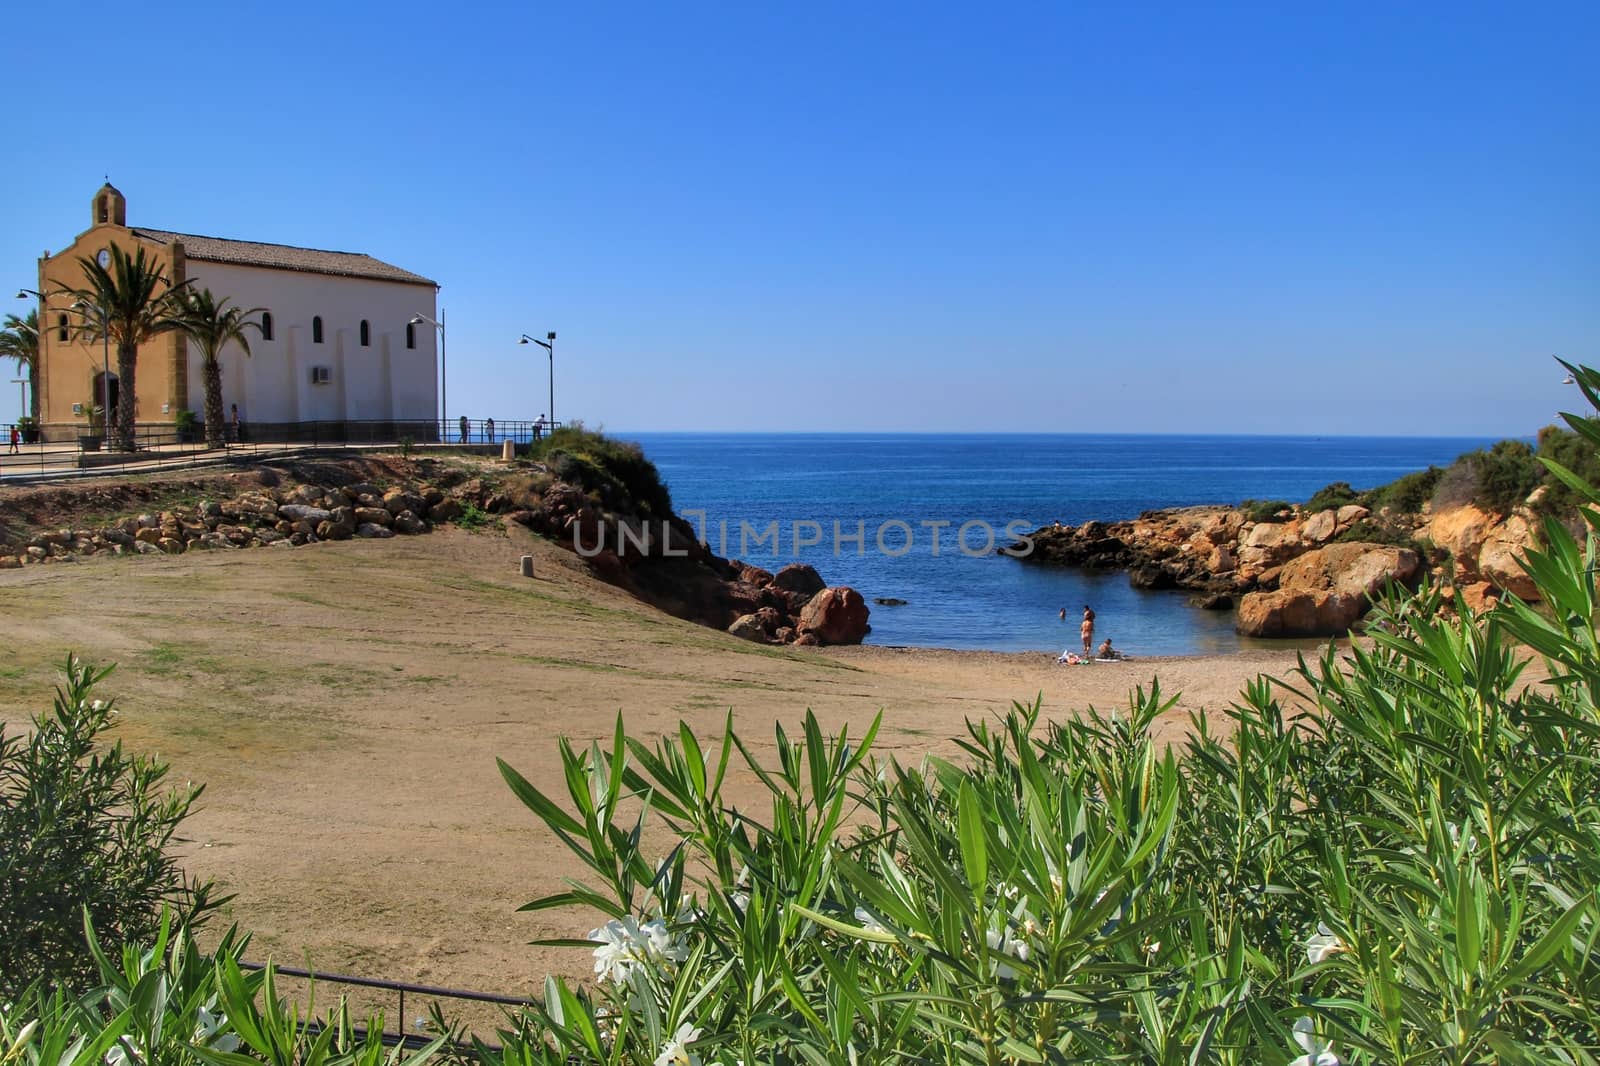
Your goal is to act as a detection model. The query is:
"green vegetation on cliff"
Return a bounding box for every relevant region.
[529,425,674,519]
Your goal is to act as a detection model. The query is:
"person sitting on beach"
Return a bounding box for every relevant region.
[1097,637,1117,660]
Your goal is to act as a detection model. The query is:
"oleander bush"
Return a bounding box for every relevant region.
[0,658,216,1001]
[8,374,1600,1065]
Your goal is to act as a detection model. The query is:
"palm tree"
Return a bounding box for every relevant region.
[57,242,186,451]
[0,309,39,423]
[170,289,263,447]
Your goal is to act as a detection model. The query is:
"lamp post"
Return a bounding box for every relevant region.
[518,332,556,430]
[410,310,446,438]
[15,288,42,424]
[71,299,112,446]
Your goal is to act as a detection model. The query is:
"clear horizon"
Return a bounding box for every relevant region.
[3,3,1595,437]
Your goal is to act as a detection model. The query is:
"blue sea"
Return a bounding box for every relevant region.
[623,434,1502,655]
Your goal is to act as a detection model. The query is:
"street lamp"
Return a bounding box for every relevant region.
[518,331,556,429]
[15,288,42,423]
[71,299,113,446]
[410,311,446,436]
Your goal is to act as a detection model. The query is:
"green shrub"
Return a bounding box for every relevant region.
[0,657,213,999]
[455,501,490,531]
[1536,421,1600,517]
[1333,517,1423,552]
[1239,498,1292,522]
[1365,464,1443,514]
[532,426,672,518]
[1305,480,1360,513]
[1463,438,1543,515]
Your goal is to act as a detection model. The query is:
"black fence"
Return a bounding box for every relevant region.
[0,419,567,481]
[238,961,533,1052]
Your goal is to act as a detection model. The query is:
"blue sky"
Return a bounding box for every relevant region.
[2,2,1595,434]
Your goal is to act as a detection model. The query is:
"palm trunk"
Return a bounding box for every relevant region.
[115,339,137,452]
[202,357,225,447]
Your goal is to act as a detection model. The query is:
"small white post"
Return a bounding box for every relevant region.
[520,554,534,578]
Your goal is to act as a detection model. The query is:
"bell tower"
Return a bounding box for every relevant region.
[91,182,126,227]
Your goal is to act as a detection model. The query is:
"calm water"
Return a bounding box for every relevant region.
[623,434,1500,655]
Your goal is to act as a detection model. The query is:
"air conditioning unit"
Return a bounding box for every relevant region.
[309,366,333,385]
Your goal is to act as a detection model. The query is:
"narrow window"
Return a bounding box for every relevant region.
[359,319,371,347]
[312,316,324,344]
[260,311,274,341]
[58,313,69,342]
[405,322,416,349]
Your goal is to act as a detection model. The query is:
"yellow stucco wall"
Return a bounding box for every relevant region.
[36,222,189,439]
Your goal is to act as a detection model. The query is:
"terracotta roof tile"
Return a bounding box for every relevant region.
[132,228,437,287]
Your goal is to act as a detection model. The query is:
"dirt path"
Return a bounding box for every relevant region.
[1,522,1318,1016]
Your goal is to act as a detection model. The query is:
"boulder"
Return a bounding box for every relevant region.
[1302,510,1337,543]
[157,537,185,554]
[1428,504,1495,576]
[728,614,768,642]
[1459,581,1500,613]
[383,489,428,517]
[356,523,395,539]
[774,626,796,644]
[1279,542,1422,601]
[1237,589,1365,638]
[354,506,392,527]
[1478,514,1538,600]
[1238,543,1421,638]
[772,563,826,596]
[279,504,333,524]
[740,564,776,587]
[793,632,820,647]
[1238,522,1301,568]
[797,587,870,646]
[429,498,463,522]
[392,511,428,535]
[1336,504,1370,528]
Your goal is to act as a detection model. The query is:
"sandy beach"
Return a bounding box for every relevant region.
[1,522,1323,1005]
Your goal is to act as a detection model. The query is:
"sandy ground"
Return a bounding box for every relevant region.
[0,523,1321,1023]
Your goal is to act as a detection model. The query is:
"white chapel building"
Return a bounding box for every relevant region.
[36,183,439,441]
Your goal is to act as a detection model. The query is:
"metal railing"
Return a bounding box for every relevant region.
[0,419,568,482]
[238,961,534,1052]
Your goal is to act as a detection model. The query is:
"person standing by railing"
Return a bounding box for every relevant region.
[485,417,495,444]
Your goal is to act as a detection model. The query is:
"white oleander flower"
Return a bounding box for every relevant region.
[654,1022,702,1066]
[194,1006,240,1053]
[1289,1017,1341,1066]
[588,915,689,985]
[854,906,888,936]
[985,925,1031,980]
[1305,923,1346,965]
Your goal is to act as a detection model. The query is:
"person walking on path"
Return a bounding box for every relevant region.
[230,404,244,444]
[7,426,17,454]
[1080,605,1096,656]
[458,415,469,444]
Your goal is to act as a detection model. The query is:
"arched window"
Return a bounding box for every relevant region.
[260,311,274,341]
[405,322,416,349]
[58,313,69,342]
[359,320,370,347]
[312,316,324,344]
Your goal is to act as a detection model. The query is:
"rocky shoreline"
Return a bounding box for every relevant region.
[0,455,871,648]
[1018,495,1540,637]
